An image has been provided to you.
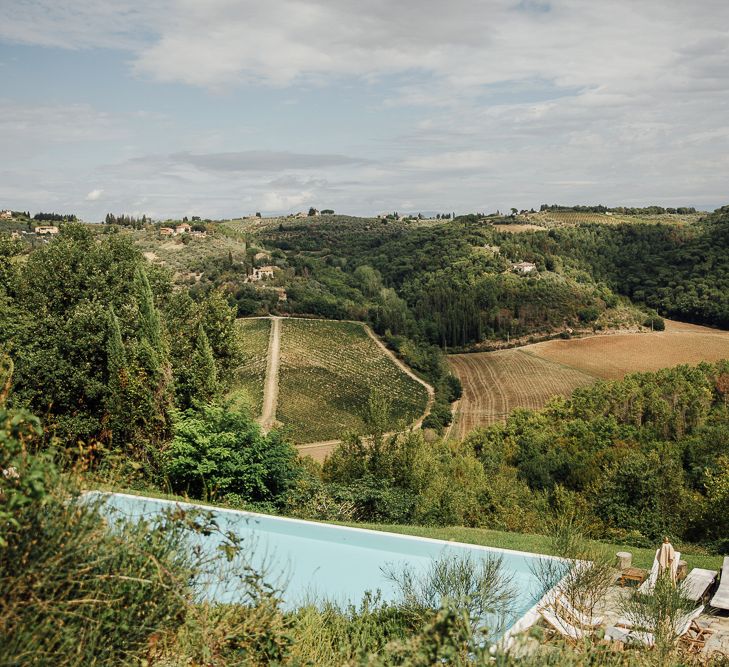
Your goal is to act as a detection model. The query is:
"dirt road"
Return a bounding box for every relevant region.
[259,316,281,431]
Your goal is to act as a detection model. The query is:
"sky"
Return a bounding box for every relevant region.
[1,1,728,221]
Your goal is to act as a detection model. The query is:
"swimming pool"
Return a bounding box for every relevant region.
[87,491,564,638]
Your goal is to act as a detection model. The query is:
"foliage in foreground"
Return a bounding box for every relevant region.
[2,403,725,666]
[0,400,194,665]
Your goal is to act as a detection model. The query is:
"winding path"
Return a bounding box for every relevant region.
[361,323,435,428]
[254,316,435,461]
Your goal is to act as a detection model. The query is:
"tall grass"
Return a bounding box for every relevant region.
[0,487,194,666]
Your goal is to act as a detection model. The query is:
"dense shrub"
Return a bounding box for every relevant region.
[163,403,301,504]
[0,402,194,666]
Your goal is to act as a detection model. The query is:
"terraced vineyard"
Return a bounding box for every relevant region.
[529,210,703,227]
[277,319,429,443]
[449,350,595,439]
[227,318,271,416]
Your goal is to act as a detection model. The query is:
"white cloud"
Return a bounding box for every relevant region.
[1,1,728,216]
[85,188,104,201]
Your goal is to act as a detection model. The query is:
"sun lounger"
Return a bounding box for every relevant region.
[539,607,586,644]
[710,556,729,610]
[682,568,717,602]
[607,605,707,650]
[638,549,681,595]
[555,595,603,628]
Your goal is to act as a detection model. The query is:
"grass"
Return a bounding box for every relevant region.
[335,522,725,572]
[227,318,271,416]
[277,319,429,443]
[82,483,725,572]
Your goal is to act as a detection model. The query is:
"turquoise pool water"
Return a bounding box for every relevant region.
[88,492,560,636]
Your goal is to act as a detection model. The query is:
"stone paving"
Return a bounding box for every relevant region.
[592,581,729,660]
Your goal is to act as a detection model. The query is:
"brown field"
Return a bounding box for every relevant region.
[448,350,594,439]
[450,320,729,438]
[527,322,729,380]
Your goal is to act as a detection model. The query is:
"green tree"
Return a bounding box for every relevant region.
[191,323,218,402]
[105,308,131,444]
[163,403,300,503]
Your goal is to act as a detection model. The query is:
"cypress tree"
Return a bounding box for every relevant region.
[192,323,218,402]
[134,266,164,373]
[105,308,130,444]
[132,265,172,442]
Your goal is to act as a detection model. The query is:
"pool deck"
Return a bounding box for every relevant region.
[594,586,729,658]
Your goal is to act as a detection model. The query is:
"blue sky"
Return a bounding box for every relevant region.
[1,1,728,220]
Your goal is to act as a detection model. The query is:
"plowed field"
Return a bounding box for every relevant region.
[528,322,729,380]
[450,320,729,438]
[449,350,594,439]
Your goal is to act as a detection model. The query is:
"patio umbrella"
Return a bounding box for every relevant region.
[657,537,677,584]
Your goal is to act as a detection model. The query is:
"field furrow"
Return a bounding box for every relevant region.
[449,321,729,439]
[449,350,595,439]
[277,319,429,443]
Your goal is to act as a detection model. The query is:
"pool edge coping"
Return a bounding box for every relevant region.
[85,490,570,564]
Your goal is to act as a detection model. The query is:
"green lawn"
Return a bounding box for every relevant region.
[226,318,271,417]
[337,522,724,571]
[277,319,429,443]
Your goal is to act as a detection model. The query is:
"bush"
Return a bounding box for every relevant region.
[163,403,301,503]
[422,401,453,432]
[643,315,665,331]
[578,306,600,323]
[0,402,195,666]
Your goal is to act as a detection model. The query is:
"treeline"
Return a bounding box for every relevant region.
[33,212,77,222]
[0,225,241,464]
[539,204,697,215]
[104,213,148,228]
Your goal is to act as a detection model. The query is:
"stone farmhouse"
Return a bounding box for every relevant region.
[35,226,60,236]
[0,210,12,220]
[247,265,276,282]
[512,261,537,275]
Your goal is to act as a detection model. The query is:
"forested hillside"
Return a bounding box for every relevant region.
[256,216,643,348]
[500,205,729,328]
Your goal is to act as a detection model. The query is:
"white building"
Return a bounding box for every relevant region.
[248,265,276,282]
[512,261,537,275]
